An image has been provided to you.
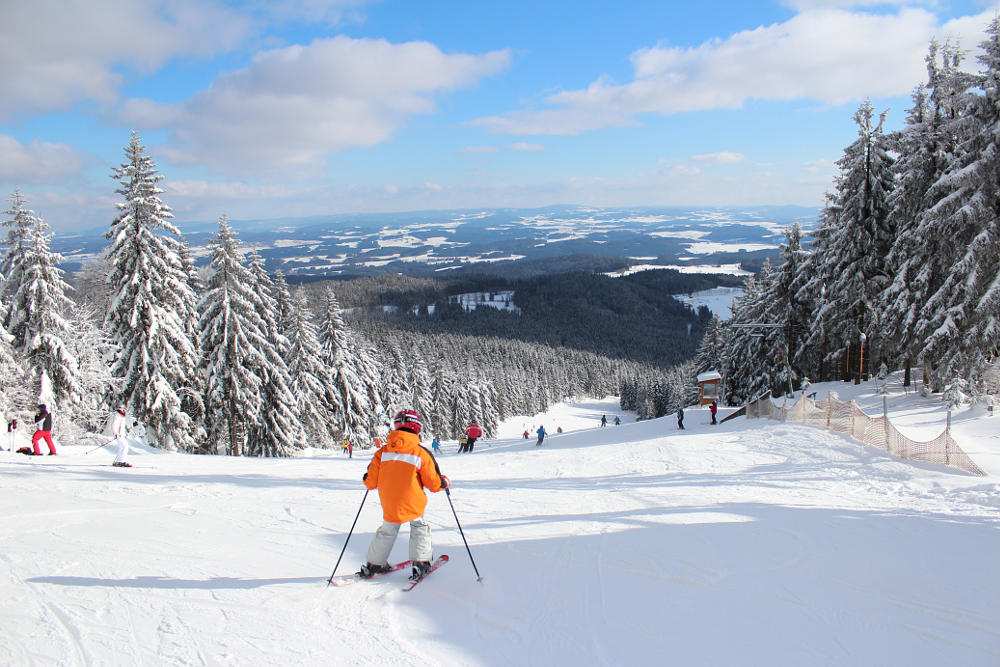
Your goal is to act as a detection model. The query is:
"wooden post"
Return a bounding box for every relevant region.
[883,395,889,455]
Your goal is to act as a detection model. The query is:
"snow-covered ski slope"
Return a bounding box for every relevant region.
[2,399,999,666]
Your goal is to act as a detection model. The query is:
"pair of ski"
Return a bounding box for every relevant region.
[330,554,449,591]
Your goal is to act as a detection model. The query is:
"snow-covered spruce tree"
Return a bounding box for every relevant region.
[106,132,199,450]
[723,264,777,404]
[793,195,839,380]
[286,287,338,447]
[879,42,970,385]
[915,21,1000,384]
[245,251,303,457]
[198,217,268,456]
[806,102,895,379]
[2,190,40,346]
[9,214,79,406]
[765,224,811,389]
[319,288,382,442]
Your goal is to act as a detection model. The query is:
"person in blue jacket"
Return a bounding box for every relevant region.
[431,436,442,454]
[535,425,546,446]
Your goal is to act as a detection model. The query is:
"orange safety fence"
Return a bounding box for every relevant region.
[746,392,986,476]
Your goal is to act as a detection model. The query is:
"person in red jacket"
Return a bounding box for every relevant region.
[710,400,719,425]
[465,421,483,453]
[359,409,449,581]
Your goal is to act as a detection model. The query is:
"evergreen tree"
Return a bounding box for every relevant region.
[246,251,303,456]
[286,287,337,446]
[9,214,79,405]
[106,132,198,450]
[809,102,895,377]
[2,190,40,347]
[880,43,968,383]
[198,217,267,456]
[916,21,1000,382]
[320,289,379,441]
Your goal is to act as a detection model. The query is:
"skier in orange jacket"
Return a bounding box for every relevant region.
[358,409,449,580]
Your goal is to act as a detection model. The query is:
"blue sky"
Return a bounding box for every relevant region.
[1,0,998,230]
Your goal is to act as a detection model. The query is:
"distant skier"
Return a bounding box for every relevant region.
[457,433,469,453]
[710,400,718,425]
[358,409,449,581]
[557,426,563,434]
[600,415,608,427]
[522,429,530,440]
[347,439,354,459]
[536,425,546,446]
[465,421,483,453]
[31,404,56,456]
[431,436,442,455]
[677,407,685,430]
[108,404,131,468]
[614,416,621,426]
[6,418,17,452]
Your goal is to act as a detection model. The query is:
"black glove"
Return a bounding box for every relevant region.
[362,473,368,482]
[440,475,450,489]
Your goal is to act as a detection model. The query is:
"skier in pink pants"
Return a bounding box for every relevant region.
[31,404,56,456]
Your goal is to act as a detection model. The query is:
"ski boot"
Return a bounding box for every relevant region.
[358,562,392,579]
[410,561,432,581]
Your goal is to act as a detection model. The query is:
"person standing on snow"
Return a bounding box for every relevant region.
[108,404,131,468]
[347,439,354,459]
[465,421,483,453]
[457,433,469,453]
[614,416,621,426]
[522,429,530,440]
[710,400,718,425]
[600,415,608,427]
[536,425,546,446]
[677,407,685,430]
[431,436,442,455]
[358,409,449,581]
[31,404,56,456]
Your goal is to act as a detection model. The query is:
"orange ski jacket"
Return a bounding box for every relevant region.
[364,428,443,523]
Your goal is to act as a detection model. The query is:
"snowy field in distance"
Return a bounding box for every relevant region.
[677,286,744,320]
[1,395,997,665]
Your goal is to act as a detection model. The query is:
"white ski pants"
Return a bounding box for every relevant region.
[112,437,129,464]
[366,519,432,565]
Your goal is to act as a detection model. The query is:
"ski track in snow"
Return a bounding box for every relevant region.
[1,397,999,665]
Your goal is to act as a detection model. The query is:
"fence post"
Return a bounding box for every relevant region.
[945,410,952,465]
[883,395,890,455]
[826,396,832,428]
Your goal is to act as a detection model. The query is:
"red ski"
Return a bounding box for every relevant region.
[402,554,449,592]
[329,560,412,587]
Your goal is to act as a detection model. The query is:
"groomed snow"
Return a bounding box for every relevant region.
[1,397,998,665]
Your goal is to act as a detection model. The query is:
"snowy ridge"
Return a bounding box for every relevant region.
[1,397,998,665]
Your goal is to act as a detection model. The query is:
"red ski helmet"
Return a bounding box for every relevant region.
[393,409,423,434]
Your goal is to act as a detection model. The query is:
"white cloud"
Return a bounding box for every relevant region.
[0,1,250,119]
[511,142,545,152]
[473,6,1000,135]
[127,37,510,171]
[461,146,500,154]
[0,135,84,183]
[691,151,745,164]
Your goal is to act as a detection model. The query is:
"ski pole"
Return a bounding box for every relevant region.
[445,487,483,583]
[84,439,113,456]
[326,489,369,587]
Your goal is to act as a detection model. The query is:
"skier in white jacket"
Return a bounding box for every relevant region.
[107,405,131,468]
